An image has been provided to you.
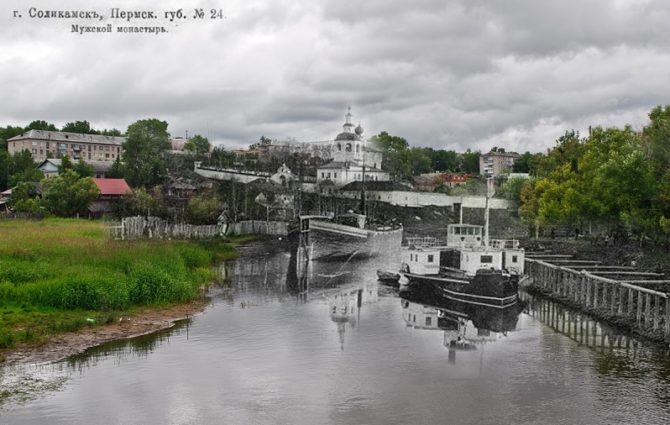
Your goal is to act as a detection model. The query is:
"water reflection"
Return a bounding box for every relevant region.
[399,284,523,367]
[3,242,670,425]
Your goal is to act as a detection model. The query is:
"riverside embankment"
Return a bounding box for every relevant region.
[0,219,242,363]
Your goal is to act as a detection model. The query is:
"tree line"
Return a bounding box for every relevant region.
[515,105,670,243]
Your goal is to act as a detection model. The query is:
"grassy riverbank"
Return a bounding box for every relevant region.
[0,219,240,351]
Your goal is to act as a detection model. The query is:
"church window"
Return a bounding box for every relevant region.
[345,143,352,152]
[356,144,360,153]
[337,143,341,151]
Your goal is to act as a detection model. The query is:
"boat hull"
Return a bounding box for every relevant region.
[308,223,403,262]
[400,269,519,307]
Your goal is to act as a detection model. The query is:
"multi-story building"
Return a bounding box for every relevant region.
[7,130,124,163]
[479,151,520,178]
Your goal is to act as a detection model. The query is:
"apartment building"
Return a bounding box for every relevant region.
[7,130,124,162]
[479,151,520,178]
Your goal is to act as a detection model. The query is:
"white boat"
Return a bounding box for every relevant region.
[298,213,403,262]
[399,223,524,307]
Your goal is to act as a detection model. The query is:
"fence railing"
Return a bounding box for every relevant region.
[525,258,670,338]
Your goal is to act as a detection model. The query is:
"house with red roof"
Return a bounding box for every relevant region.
[89,178,132,216]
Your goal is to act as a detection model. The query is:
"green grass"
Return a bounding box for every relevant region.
[0,218,240,349]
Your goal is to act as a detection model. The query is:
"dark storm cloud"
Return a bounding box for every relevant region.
[1,0,669,152]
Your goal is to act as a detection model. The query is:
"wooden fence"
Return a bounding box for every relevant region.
[106,216,225,240]
[106,217,288,240]
[226,220,288,236]
[525,258,670,338]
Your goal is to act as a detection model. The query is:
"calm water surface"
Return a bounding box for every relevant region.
[1,241,670,424]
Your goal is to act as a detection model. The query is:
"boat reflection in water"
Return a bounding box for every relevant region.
[328,282,378,350]
[400,283,523,364]
[286,240,381,350]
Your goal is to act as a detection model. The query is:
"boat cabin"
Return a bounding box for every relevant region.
[401,243,523,277]
[401,300,457,330]
[447,224,483,248]
[402,246,442,275]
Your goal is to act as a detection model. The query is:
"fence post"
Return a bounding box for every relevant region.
[645,293,652,328]
[636,291,643,327]
[653,295,660,331]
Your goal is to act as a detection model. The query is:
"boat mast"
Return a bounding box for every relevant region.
[484,177,493,247]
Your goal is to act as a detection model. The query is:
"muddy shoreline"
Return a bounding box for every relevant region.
[0,299,210,366]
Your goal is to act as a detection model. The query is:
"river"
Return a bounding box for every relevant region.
[1,241,670,424]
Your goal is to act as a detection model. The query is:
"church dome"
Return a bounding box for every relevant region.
[355,124,364,136]
[335,132,358,141]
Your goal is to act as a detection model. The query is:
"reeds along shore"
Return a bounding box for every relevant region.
[0,219,237,349]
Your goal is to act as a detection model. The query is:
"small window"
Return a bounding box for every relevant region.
[425,317,432,326]
[427,255,434,263]
[334,173,337,178]
[481,255,493,263]
[512,255,518,263]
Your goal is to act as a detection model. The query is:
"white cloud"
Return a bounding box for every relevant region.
[1,0,669,152]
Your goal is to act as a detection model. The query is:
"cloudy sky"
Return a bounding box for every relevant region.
[2,0,669,152]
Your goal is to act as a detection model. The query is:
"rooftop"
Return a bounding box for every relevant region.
[8,130,125,146]
[92,178,132,196]
[38,158,114,173]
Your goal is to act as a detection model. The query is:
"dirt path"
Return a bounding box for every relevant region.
[0,299,209,365]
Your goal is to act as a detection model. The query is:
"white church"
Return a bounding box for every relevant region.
[315,107,390,188]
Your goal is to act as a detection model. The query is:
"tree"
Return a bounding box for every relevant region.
[642,105,670,178]
[459,150,480,174]
[185,191,222,224]
[426,148,458,172]
[0,125,25,150]
[497,177,528,203]
[371,131,412,181]
[406,148,432,176]
[25,120,57,131]
[107,157,125,178]
[58,155,74,173]
[121,119,171,187]
[0,151,10,190]
[534,130,583,178]
[513,152,534,173]
[101,128,123,137]
[7,151,42,187]
[183,134,211,156]
[74,160,94,177]
[62,120,98,134]
[373,131,409,153]
[8,181,40,210]
[113,187,164,218]
[41,170,99,216]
